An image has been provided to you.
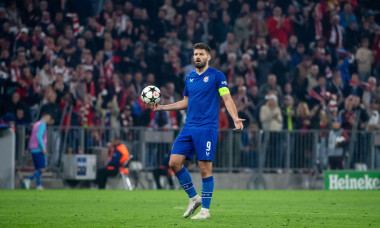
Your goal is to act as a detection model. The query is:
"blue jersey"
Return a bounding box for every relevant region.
[183,67,228,130]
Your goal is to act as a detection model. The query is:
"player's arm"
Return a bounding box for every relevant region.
[148,96,188,111]
[221,90,245,130]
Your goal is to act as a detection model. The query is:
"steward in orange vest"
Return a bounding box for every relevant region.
[97,137,130,189]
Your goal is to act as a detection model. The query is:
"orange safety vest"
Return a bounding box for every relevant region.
[107,144,130,174]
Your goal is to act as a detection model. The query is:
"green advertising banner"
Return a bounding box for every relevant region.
[324,171,380,190]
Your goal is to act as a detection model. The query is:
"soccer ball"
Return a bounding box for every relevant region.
[141,86,161,104]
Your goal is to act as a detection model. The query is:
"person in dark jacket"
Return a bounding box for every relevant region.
[39,90,61,125]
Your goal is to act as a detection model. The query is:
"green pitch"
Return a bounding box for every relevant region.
[0,190,379,228]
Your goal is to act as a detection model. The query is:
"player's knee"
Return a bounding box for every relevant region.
[199,166,212,178]
[169,160,181,173]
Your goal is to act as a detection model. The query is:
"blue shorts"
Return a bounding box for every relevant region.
[32,152,46,169]
[171,129,217,162]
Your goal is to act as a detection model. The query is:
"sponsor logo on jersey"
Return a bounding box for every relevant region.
[221,81,227,85]
[190,78,194,82]
[203,76,209,82]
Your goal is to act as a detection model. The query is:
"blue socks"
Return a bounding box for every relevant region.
[175,168,214,209]
[201,176,214,209]
[175,167,197,198]
[29,169,42,186]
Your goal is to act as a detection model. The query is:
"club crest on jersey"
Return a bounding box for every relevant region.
[203,76,209,82]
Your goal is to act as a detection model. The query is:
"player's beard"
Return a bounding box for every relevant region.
[194,59,207,69]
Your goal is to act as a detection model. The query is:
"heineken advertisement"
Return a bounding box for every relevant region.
[324,171,380,190]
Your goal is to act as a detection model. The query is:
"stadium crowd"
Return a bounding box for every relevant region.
[0,0,380,136]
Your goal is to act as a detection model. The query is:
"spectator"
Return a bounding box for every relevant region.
[255,0,271,20]
[79,93,96,127]
[234,85,253,119]
[338,95,369,131]
[310,75,328,109]
[217,5,234,43]
[328,72,345,105]
[339,3,357,29]
[249,12,268,43]
[259,94,282,131]
[355,38,374,81]
[266,7,291,47]
[327,118,349,170]
[282,95,297,131]
[344,22,360,51]
[166,82,181,103]
[258,74,282,102]
[237,53,256,88]
[219,32,240,56]
[21,2,40,28]
[259,93,283,168]
[51,56,70,84]
[296,101,312,130]
[328,15,344,50]
[292,55,312,100]
[366,98,380,131]
[373,34,380,78]
[234,4,250,45]
[221,52,238,85]
[15,106,30,126]
[120,105,134,139]
[219,105,230,130]
[40,90,61,126]
[290,43,305,69]
[306,64,319,93]
[255,38,271,87]
[271,47,289,88]
[343,73,364,99]
[283,83,297,102]
[95,94,120,128]
[362,77,377,110]
[14,28,32,52]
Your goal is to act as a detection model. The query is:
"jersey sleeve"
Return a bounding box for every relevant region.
[216,71,230,96]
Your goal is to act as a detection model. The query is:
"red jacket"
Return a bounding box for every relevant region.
[267,17,291,46]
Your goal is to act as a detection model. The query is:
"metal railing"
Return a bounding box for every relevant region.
[14,126,380,172]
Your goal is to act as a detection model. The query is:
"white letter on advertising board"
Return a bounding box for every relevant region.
[329,175,339,190]
[358,178,365,190]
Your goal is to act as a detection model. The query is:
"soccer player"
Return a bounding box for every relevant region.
[147,43,245,219]
[23,113,52,190]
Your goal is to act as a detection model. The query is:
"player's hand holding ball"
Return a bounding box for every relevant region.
[141,85,162,111]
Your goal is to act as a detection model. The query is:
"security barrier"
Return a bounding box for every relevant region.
[14,126,380,172]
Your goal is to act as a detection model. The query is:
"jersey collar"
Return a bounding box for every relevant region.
[194,67,210,77]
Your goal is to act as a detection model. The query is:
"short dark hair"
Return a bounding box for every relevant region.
[193,43,211,54]
[41,112,51,118]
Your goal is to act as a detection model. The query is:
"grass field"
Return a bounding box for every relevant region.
[0,190,379,228]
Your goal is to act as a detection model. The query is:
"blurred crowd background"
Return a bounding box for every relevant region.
[0,0,380,135]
